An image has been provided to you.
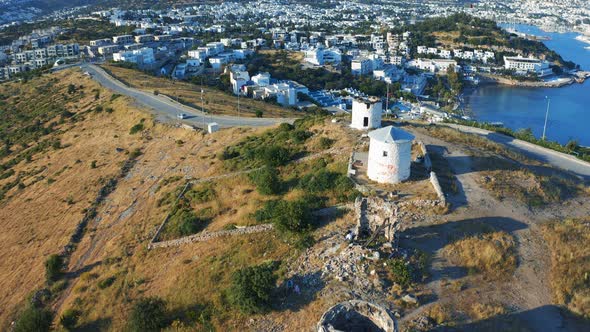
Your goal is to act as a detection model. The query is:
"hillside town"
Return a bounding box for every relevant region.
[2,1,587,124]
[1,2,590,332]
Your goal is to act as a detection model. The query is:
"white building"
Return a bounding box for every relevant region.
[230,69,250,95]
[112,47,155,65]
[409,59,458,73]
[367,126,415,184]
[351,97,382,130]
[113,35,134,45]
[252,72,271,87]
[304,48,324,65]
[188,48,208,60]
[503,55,552,76]
[264,83,297,106]
[351,57,373,75]
[304,47,341,66]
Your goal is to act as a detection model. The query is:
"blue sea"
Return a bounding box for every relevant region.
[464,24,590,146]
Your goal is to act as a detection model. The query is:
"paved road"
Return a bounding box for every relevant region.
[445,123,590,181]
[80,64,296,128]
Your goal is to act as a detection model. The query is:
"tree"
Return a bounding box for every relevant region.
[249,166,281,195]
[565,140,578,152]
[228,263,276,313]
[60,309,80,331]
[45,254,63,282]
[14,306,53,332]
[128,297,167,332]
[259,145,290,167]
[255,199,313,235]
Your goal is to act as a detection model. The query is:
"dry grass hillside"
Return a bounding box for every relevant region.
[0,69,363,330]
[3,68,589,332]
[100,64,299,118]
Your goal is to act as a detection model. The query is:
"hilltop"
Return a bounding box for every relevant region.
[0,69,589,331]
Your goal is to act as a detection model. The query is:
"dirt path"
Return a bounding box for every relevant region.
[404,129,570,331]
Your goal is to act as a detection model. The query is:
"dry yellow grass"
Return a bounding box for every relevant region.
[469,302,508,320]
[101,64,299,118]
[542,218,590,318]
[0,67,295,329]
[414,125,531,163]
[443,231,517,278]
[478,169,583,207]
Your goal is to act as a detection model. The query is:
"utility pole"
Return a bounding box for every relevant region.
[201,88,205,129]
[385,83,390,117]
[542,96,550,140]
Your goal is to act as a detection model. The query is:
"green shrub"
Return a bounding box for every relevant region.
[129,123,144,135]
[228,263,276,313]
[255,198,312,234]
[318,137,334,149]
[290,130,311,144]
[14,306,53,332]
[299,169,336,193]
[184,184,216,203]
[255,110,263,118]
[390,258,412,288]
[170,209,206,237]
[60,309,80,331]
[129,148,142,159]
[128,297,167,332]
[90,160,97,169]
[45,254,63,282]
[98,276,116,289]
[298,169,357,202]
[260,145,290,167]
[249,167,281,195]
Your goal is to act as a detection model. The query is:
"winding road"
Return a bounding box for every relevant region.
[444,123,590,181]
[80,64,296,128]
[78,63,590,180]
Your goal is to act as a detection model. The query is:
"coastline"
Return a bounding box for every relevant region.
[477,73,587,88]
[575,35,590,45]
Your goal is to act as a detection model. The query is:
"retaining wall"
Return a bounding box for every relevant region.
[429,171,446,204]
[148,224,274,249]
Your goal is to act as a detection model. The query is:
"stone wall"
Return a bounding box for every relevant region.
[417,141,432,172]
[148,224,274,249]
[354,197,400,244]
[429,171,446,204]
[317,300,397,332]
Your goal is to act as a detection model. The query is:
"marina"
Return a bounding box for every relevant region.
[466,24,590,146]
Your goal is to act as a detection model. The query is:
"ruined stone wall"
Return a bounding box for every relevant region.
[417,141,432,171]
[354,197,400,243]
[318,300,397,332]
[148,224,274,249]
[429,171,446,204]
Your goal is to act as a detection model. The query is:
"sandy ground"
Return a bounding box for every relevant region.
[398,128,590,331]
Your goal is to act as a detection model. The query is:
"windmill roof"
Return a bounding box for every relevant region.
[368,125,415,144]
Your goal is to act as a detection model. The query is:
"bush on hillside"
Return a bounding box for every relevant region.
[260,145,290,167]
[228,263,277,314]
[127,297,167,332]
[60,309,80,331]
[254,198,314,235]
[14,305,53,332]
[45,254,63,282]
[129,123,144,135]
[248,166,281,195]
